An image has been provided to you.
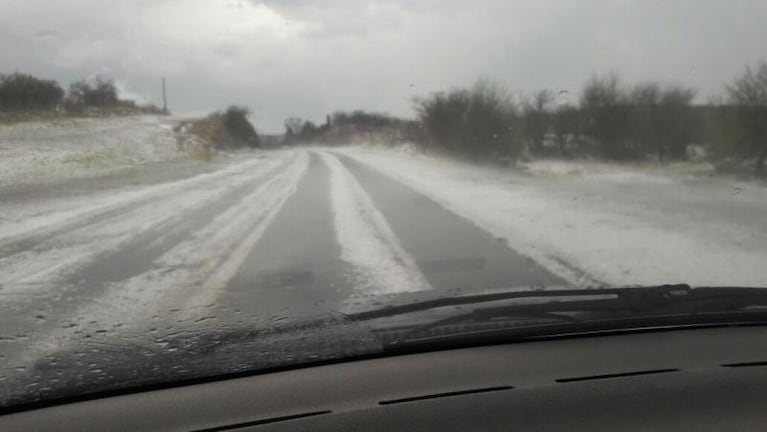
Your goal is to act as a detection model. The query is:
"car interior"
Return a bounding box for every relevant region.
[3,325,767,431]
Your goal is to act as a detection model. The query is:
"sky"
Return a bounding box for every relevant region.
[1,0,766,133]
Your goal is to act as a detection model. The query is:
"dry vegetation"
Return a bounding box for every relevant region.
[186,106,260,152]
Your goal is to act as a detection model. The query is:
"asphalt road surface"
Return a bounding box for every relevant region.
[0,148,565,382]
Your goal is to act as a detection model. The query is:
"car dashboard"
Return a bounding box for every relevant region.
[3,326,767,431]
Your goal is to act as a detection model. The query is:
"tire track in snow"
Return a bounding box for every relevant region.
[320,151,432,295]
[2,152,309,374]
[174,151,310,315]
[0,152,280,254]
[0,152,296,292]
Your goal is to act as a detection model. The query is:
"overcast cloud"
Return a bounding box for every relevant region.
[1,0,765,132]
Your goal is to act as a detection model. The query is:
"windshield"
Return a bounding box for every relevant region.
[2,0,767,410]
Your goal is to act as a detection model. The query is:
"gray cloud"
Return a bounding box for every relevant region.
[1,0,765,132]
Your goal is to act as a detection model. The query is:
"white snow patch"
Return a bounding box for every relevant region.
[321,151,432,295]
[336,147,767,288]
[0,115,185,187]
[0,152,276,245]
[523,159,715,184]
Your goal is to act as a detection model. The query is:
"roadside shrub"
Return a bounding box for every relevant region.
[579,73,634,160]
[723,62,767,175]
[66,77,119,108]
[0,72,64,111]
[414,80,520,162]
[222,105,260,146]
[520,90,554,155]
[627,82,697,161]
[189,105,260,149]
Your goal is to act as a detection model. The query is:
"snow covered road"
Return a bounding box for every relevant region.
[341,147,767,288]
[4,144,767,391]
[1,147,565,383]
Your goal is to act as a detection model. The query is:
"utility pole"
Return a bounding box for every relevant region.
[161,77,168,114]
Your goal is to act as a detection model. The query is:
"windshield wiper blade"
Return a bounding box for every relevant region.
[343,284,691,321]
[345,284,767,322]
[370,285,767,347]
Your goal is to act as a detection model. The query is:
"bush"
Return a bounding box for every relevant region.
[66,77,119,108]
[0,72,64,111]
[521,90,554,155]
[190,106,260,149]
[282,111,412,146]
[551,104,581,155]
[222,105,260,146]
[579,73,635,159]
[627,82,697,161]
[414,80,520,162]
[331,110,398,130]
[724,62,767,175]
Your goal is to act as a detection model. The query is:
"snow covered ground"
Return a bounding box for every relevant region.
[3,144,767,405]
[0,115,191,187]
[337,146,767,288]
[521,159,717,182]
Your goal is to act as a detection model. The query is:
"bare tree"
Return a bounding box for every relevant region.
[284,117,304,137]
[658,85,697,160]
[629,82,662,158]
[66,76,119,108]
[726,62,767,175]
[628,82,696,161]
[580,73,632,159]
[552,104,580,155]
[522,89,554,154]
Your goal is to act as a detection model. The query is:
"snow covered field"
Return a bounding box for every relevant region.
[0,116,189,187]
[337,146,767,287]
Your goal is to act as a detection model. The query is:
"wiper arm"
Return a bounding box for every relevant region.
[345,284,696,321]
[377,285,767,347]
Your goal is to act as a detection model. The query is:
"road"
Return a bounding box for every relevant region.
[0,149,565,382]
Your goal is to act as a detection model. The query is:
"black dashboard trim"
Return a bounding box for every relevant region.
[555,368,679,383]
[191,410,333,432]
[378,385,513,405]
